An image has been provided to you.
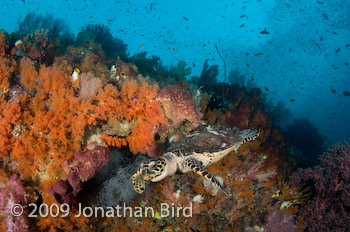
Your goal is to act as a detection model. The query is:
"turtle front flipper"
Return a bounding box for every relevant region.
[132,169,146,194]
[185,158,229,196]
[132,157,169,194]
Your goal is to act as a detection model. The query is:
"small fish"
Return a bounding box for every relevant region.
[255,53,263,56]
[290,98,295,102]
[272,190,281,198]
[1,87,9,95]
[260,28,270,34]
[15,40,23,48]
[71,68,80,81]
[195,86,204,98]
[107,19,113,22]
[239,23,245,28]
[335,48,341,53]
[240,14,247,18]
[315,43,321,49]
[264,87,269,91]
[119,28,124,32]
[344,62,348,66]
[139,44,144,49]
[183,16,189,21]
[245,52,249,56]
[317,0,324,4]
[322,13,328,20]
[343,91,350,97]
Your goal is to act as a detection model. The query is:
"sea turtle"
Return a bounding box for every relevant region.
[132,129,259,196]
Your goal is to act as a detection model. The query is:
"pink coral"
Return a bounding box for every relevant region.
[290,142,350,231]
[0,175,28,232]
[263,209,297,232]
[156,85,202,128]
[247,159,277,182]
[27,48,42,61]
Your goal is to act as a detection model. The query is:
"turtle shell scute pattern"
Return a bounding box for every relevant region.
[167,130,243,155]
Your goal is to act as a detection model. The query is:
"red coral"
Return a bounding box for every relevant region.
[63,146,111,182]
[157,85,202,128]
[27,47,43,62]
[49,146,110,204]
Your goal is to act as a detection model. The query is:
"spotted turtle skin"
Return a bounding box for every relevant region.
[132,129,259,195]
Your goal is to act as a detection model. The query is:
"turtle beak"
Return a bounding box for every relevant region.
[131,168,146,194]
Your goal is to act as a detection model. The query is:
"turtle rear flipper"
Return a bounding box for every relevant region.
[185,158,229,196]
[132,169,146,194]
[239,129,260,144]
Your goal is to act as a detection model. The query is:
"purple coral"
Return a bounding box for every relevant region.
[291,142,350,231]
[0,175,28,232]
[49,146,110,204]
[263,209,297,232]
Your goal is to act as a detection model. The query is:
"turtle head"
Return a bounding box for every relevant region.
[132,157,168,194]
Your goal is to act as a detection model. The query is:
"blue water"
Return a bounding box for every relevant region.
[1,0,349,145]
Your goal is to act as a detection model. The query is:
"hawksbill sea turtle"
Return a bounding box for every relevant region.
[132,129,260,196]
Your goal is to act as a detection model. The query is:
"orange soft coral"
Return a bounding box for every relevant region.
[93,76,167,155]
[0,57,16,89]
[0,30,10,57]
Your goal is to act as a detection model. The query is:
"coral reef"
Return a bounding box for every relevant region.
[81,24,127,59]
[263,209,297,232]
[49,146,110,204]
[129,52,162,79]
[97,152,149,206]
[0,30,169,230]
[157,85,202,127]
[193,59,219,89]
[0,175,28,232]
[291,142,350,231]
[156,84,203,143]
[0,23,335,231]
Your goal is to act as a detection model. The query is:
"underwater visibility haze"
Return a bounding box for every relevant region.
[0,0,349,231]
